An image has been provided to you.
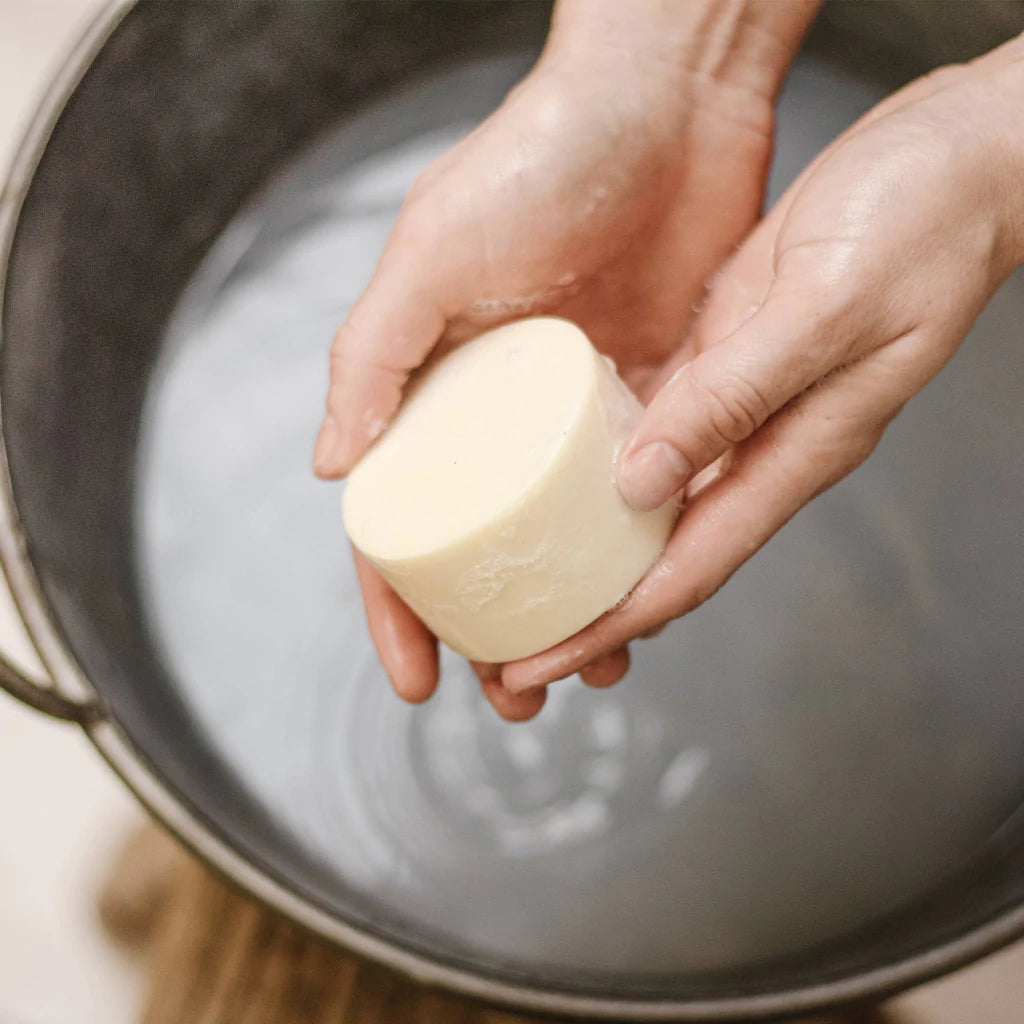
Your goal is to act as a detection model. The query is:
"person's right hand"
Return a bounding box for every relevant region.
[499,33,1024,697]
[314,2,819,718]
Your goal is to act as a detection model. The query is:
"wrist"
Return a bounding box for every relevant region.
[544,0,820,103]
[958,41,1024,272]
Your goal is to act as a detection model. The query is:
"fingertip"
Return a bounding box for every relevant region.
[617,441,692,512]
[579,646,631,688]
[482,680,547,722]
[383,624,440,704]
[354,550,440,704]
[313,416,345,479]
[382,628,440,704]
[316,398,373,480]
[322,262,446,480]
[391,666,439,705]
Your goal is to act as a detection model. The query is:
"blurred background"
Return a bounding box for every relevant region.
[0,2,1022,1022]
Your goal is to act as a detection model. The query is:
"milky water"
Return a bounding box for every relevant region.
[136,55,1024,977]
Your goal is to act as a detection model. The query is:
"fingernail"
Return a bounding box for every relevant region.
[619,442,691,511]
[313,415,339,475]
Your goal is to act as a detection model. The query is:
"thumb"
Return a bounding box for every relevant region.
[314,218,447,479]
[617,274,872,511]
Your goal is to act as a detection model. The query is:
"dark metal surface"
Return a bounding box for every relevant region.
[2,1,1024,1020]
[0,649,96,722]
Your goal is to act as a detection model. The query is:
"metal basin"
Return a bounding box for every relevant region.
[2,2,1023,1019]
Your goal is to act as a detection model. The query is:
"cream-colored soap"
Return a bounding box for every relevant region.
[342,317,678,663]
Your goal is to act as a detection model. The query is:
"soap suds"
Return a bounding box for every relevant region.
[464,273,579,321]
[455,541,557,611]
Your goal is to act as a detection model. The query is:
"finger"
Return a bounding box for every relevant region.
[616,269,882,511]
[470,661,502,683]
[481,680,547,722]
[314,215,447,479]
[504,337,927,692]
[613,56,978,518]
[643,66,963,399]
[623,59,983,497]
[579,646,630,688]
[353,550,439,703]
[643,215,781,400]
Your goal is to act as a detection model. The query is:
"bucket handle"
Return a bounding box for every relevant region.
[0,650,99,723]
[0,541,100,724]
[0,442,99,723]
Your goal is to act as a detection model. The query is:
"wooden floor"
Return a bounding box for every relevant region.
[98,827,900,1024]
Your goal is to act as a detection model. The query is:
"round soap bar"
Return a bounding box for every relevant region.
[342,317,678,663]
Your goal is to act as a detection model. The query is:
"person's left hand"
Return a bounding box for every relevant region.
[500,35,1024,700]
[316,3,820,719]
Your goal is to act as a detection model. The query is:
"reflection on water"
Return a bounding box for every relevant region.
[136,55,1024,977]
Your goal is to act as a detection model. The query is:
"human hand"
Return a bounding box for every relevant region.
[316,1,817,718]
[501,36,1024,697]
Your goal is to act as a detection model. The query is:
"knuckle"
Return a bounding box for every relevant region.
[330,320,356,358]
[395,179,445,247]
[809,426,887,502]
[675,577,724,618]
[394,197,432,244]
[692,578,725,608]
[328,320,392,376]
[405,165,438,206]
[694,371,772,448]
[844,423,887,474]
[331,317,381,365]
[917,62,970,94]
